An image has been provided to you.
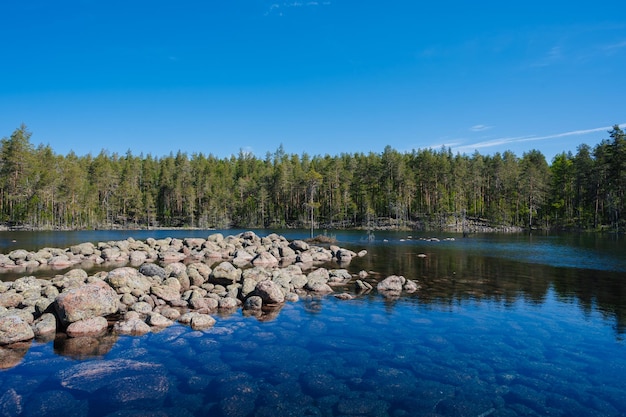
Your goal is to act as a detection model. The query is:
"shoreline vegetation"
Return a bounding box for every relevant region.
[1,124,625,233]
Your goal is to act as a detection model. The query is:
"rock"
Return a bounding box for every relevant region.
[158,306,181,321]
[188,262,212,281]
[355,279,373,291]
[106,267,152,293]
[113,318,151,336]
[403,279,421,292]
[218,297,239,309]
[240,278,258,298]
[97,374,170,408]
[243,296,263,310]
[131,301,153,314]
[151,285,181,303]
[335,293,354,300]
[66,316,108,338]
[358,270,369,278]
[252,252,279,267]
[164,262,187,278]
[146,312,173,328]
[48,255,72,269]
[357,249,368,257]
[54,280,119,325]
[138,263,167,279]
[12,275,43,292]
[0,389,22,417]
[279,246,297,259]
[70,242,96,256]
[56,358,165,393]
[32,313,57,337]
[377,275,405,292]
[189,313,216,330]
[8,249,30,261]
[129,251,148,264]
[0,315,34,345]
[305,281,334,293]
[254,280,285,304]
[187,268,205,287]
[65,268,89,281]
[329,269,352,283]
[0,292,23,309]
[23,389,89,417]
[296,252,313,264]
[307,268,330,283]
[232,250,255,266]
[158,250,187,263]
[3,308,33,324]
[289,240,309,252]
[211,262,242,284]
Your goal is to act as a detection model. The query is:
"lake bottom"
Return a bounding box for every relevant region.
[2,290,625,417]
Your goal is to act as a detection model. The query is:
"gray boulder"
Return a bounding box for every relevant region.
[32,313,57,337]
[54,280,119,325]
[0,315,34,345]
[66,316,108,338]
[243,296,263,310]
[254,280,285,305]
[138,263,167,279]
[290,240,310,252]
[106,267,153,293]
[251,252,279,267]
[377,275,405,293]
[211,262,242,284]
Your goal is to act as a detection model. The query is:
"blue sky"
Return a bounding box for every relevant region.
[1,1,625,162]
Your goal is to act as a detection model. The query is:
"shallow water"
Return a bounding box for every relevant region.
[1,230,625,416]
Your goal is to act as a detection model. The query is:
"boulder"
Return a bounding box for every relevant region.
[158,251,187,263]
[146,312,173,328]
[218,297,239,309]
[138,263,167,279]
[54,280,119,325]
[106,267,153,293]
[56,358,165,393]
[254,280,285,305]
[289,240,309,252]
[243,296,263,310]
[251,252,279,267]
[66,316,108,338]
[0,292,23,309]
[32,313,57,337]
[0,315,34,345]
[211,262,242,284]
[403,279,421,293]
[150,285,181,303]
[377,275,405,293]
[48,255,73,268]
[190,313,216,330]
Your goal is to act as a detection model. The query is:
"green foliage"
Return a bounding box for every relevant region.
[0,125,624,231]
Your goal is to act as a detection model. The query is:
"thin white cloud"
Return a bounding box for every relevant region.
[529,45,563,68]
[603,40,626,51]
[265,1,329,16]
[470,124,492,132]
[456,124,626,154]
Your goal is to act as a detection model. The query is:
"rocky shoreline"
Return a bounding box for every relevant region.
[0,231,420,350]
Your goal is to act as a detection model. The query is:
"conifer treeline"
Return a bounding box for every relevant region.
[1,124,624,231]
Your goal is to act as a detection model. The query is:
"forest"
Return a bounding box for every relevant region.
[0,124,625,232]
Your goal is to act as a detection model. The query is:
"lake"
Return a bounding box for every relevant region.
[1,229,625,416]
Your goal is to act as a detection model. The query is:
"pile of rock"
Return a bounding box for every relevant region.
[0,231,420,346]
